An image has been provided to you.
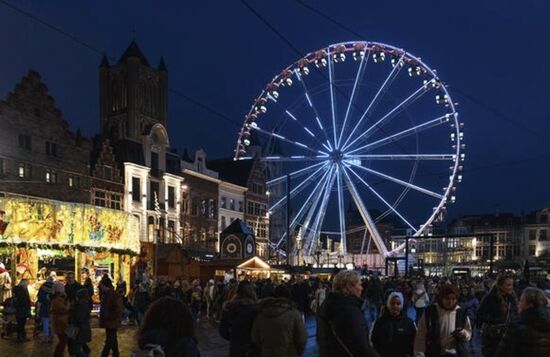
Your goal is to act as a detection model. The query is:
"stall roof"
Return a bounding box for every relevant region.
[237,256,270,270]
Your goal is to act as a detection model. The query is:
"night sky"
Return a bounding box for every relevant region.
[1,1,549,222]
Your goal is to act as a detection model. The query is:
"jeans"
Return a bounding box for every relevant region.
[42,317,51,337]
[101,328,119,357]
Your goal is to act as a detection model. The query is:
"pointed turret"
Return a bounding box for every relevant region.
[99,53,110,68]
[117,40,150,67]
[158,56,167,72]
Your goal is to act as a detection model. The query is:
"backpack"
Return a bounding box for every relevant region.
[131,344,165,357]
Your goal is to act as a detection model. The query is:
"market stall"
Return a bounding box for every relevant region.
[0,196,140,300]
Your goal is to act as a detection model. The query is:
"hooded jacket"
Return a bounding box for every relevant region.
[219,297,259,357]
[495,306,550,357]
[317,292,380,357]
[371,292,416,357]
[251,297,307,357]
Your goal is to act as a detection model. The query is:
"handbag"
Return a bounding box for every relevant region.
[65,324,79,339]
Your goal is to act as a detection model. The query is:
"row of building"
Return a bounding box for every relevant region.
[0,42,271,268]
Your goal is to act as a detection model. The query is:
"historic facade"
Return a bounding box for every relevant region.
[0,70,91,203]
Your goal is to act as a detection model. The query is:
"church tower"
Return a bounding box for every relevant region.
[99,41,168,142]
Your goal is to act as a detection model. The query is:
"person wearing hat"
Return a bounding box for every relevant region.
[99,276,123,357]
[414,284,472,357]
[371,291,416,357]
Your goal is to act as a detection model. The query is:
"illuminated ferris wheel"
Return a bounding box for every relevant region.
[234,41,464,260]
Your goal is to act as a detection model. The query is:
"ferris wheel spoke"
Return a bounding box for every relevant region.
[336,164,347,254]
[341,167,389,257]
[337,51,370,149]
[274,167,333,248]
[344,153,455,161]
[348,162,444,200]
[344,164,418,233]
[341,53,406,150]
[270,163,329,212]
[250,125,328,156]
[306,165,337,255]
[267,161,326,186]
[261,155,329,163]
[344,80,434,152]
[347,114,449,154]
[295,70,334,151]
[328,48,338,147]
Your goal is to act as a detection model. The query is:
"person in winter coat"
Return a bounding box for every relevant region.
[477,274,518,357]
[0,262,12,304]
[68,288,92,357]
[495,287,550,357]
[371,291,416,357]
[414,284,472,357]
[99,276,123,357]
[64,272,83,306]
[412,282,430,323]
[50,282,70,357]
[133,281,151,326]
[37,276,54,341]
[251,285,307,357]
[219,281,259,357]
[12,279,31,342]
[83,277,94,311]
[366,277,384,322]
[317,270,380,357]
[291,276,311,317]
[137,296,201,357]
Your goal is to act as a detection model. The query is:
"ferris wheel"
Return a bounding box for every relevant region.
[234,41,464,260]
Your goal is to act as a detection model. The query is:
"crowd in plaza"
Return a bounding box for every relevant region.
[1,261,550,357]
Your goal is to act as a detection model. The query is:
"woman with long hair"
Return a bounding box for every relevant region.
[219,281,259,357]
[137,296,200,357]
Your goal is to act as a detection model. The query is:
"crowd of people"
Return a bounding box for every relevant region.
[1,263,550,357]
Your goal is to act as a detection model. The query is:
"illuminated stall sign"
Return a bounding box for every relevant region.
[0,197,140,254]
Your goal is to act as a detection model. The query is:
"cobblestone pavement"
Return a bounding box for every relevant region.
[0,314,482,357]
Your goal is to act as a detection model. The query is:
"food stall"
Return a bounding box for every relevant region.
[0,196,140,300]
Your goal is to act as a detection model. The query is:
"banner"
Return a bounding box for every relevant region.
[0,196,140,254]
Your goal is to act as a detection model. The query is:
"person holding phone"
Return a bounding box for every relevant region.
[414,284,472,357]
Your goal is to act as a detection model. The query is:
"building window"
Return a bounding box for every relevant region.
[168,186,175,208]
[68,175,80,188]
[132,177,141,202]
[45,169,57,184]
[221,216,226,230]
[45,141,57,156]
[229,199,235,211]
[238,201,243,212]
[247,201,254,215]
[540,229,548,241]
[18,163,31,178]
[220,197,226,209]
[94,191,106,207]
[168,220,175,243]
[529,245,536,256]
[18,134,31,150]
[541,214,548,223]
[0,158,4,175]
[110,194,121,210]
[208,199,215,218]
[529,230,537,240]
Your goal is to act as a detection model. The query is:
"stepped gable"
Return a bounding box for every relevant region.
[3,70,66,126]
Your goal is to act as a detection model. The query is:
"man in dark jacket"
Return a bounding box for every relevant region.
[317,271,380,357]
[99,276,123,357]
[65,272,83,306]
[291,276,310,316]
[495,287,550,357]
[371,291,416,357]
[12,279,31,342]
